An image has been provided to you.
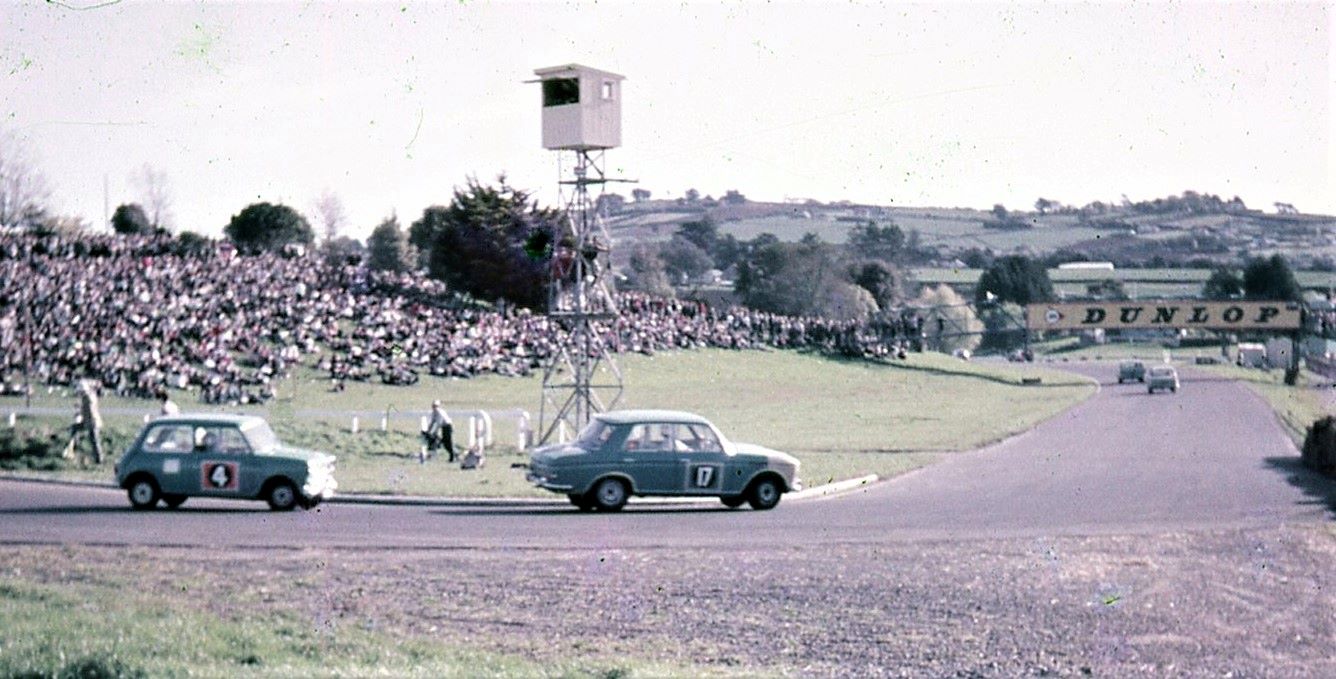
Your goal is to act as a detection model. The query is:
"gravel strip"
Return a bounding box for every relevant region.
[4,523,1334,677]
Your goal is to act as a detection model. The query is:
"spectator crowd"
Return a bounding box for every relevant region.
[0,230,921,405]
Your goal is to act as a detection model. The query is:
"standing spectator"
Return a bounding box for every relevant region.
[426,400,455,462]
[159,389,180,416]
[65,380,105,464]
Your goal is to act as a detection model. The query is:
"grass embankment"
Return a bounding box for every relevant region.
[0,548,714,678]
[1,349,1094,496]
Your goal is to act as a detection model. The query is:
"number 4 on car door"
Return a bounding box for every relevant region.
[201,461,240,492]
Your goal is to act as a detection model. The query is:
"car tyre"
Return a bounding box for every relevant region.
[590,478,628,512]
[720,495,746,508]
[747,477,782,511]
[266,480,300,512]
[568,493,595,511]
[162,494,187,509]
[128,477,160,510]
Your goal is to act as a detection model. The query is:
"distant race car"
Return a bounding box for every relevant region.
[1117,360,1147,384]
[1146,366,1180,394]
[115,414,337,511]
[526,409,801,511]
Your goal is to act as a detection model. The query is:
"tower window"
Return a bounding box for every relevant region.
[543,78,580,107]
[601,81,615,100]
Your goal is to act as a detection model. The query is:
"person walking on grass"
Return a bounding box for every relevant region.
[426,399,455,463]
[65,380,105,465]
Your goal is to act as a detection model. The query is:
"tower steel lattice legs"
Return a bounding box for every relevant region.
[538,150,623,444]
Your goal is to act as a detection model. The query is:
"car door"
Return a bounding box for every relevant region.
[193,425,255,499]
[672,423,733,495]
[619,422,681,494]
[137,423,196,495]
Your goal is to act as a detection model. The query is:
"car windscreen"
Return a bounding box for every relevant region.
[241,421,281,452]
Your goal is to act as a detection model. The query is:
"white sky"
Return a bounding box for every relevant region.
[1,1,1332,240]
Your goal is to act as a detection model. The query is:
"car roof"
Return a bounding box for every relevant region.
[1149,365,1176,372]
[595,409,715,426]
[148,413,268,427]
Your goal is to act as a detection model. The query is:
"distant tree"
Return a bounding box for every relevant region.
[684,188,701,203]
[915,284,983,354]
[33,213,89,237]
[1201,267,1244,300]
[224,202,314,253]
[1034,198,1056,214]
[595,193,625,217]
[176,230,213,255]
[676,217,718,254]
[130,164,173,230]
[850,260,902,310]
[412,176,561,309]
[111,203,152,235]
[631,188,652,202]
[624,244,673,296]
[1242,255,1302,301]
[735,236,867,318]
[321,236,365,267]
[976,255,1054,306]
[0,127,52,229]
[991,204,1008,220]
[847,221,905,262]
[722,189,747,205]
[712,233,743,271]
[366,216,413,273]
[659,236,714,284]
[310,190,347,242]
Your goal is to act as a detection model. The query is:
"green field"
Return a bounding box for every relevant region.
[1,349,1094,497]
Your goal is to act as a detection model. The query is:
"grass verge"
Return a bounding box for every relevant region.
[1,349,1094,496]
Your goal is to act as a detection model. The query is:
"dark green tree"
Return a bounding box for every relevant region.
[223,202,313,253]
[676,217,718,255]
[366,216,413,273]
[1242,255,1302,301]
[659,236,713,284]
[176,230,213,255]
[624,244,673,296]
[847,221,905,261]
[110,203,151,234]
[412,177,561,309]
[851,260,902,309]
[1201,267,1244,300]
[976,255,1054,306]
[321,236,365,267]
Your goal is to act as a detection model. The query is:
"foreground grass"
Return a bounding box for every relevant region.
[0,552,719,679]
[2,349,1094,495]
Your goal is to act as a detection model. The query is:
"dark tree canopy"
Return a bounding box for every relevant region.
[975,255,1054,306]
[1201,267,1244,300]
[321,236,366,267]
[367,216,413,273]
[111,203,151,235]
[851,260,902,310]
[223,202,314,253]
[676,217,718,255]
[1242,255,1302,301]
[412,177,561,309]
[847,221,906,262]
[659,236,714,284]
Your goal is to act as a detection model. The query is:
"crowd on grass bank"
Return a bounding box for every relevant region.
[0,231,924,404]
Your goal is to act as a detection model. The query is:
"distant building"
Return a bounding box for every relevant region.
[1057,261,1115,271]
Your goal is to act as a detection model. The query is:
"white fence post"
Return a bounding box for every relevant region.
[351,416,359,434]
[467,416,478,448]
[7,412,15,428]
[516,411,531,451]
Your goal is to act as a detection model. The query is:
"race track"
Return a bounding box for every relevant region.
[2,364,1330,549]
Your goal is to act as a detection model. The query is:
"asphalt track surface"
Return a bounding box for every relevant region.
[2,364,1330,549]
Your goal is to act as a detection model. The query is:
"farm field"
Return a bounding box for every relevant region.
[1,349,1094,498]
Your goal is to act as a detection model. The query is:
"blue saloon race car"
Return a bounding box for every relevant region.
[526,410,801,511]
[115,414,337,511]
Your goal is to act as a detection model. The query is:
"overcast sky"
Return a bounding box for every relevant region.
[2,1,1331,239]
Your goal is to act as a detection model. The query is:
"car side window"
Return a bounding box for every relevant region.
[624,423,673,452]
[675,424,722,453]
[142,424,194,453]
[216,427,251,454]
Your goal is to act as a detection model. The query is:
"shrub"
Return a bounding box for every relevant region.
[1301,415,1336,472]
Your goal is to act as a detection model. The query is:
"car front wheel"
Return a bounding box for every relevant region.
[747,477,782,510]
[568,493,595,511]
[266,480,300,511]
[720,495,746,508]
[128,478,160,510]
[162,494,187,509]
[590,478,628,512]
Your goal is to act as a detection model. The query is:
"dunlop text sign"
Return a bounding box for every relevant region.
[1025,301,1302,331]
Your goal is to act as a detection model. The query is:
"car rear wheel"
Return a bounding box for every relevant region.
[162,494,187,509]
[568,493,595,511]
[747,477,782,510]
[128,478,160,510]
[266,480,299,511]
[590,478,628,512]
[720,495,746,508]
